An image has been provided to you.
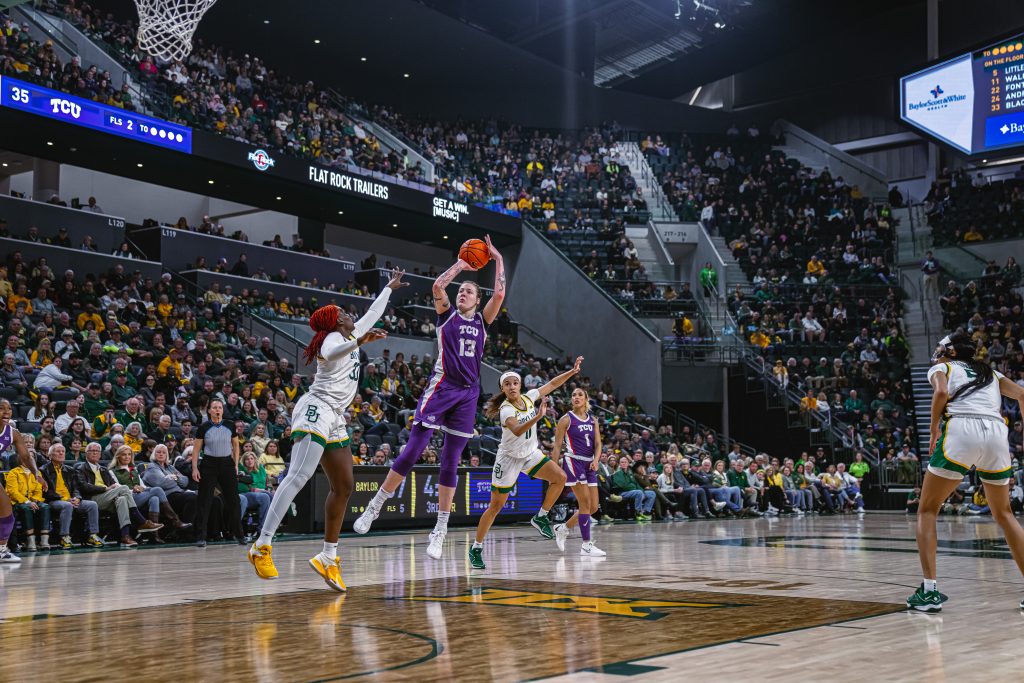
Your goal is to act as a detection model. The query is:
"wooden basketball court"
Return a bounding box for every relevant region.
[1,514,1020,681]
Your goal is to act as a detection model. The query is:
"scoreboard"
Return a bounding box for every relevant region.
[0,75,192,153]
[900,32,1024,156]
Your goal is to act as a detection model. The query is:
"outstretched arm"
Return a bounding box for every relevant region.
[433,260,473,314]
[538,356,583,397]
[353,268,407,337]
[504,399,548,437]
[1000,376,1024,427]
[321,329,388,362]
[481,235,505,325]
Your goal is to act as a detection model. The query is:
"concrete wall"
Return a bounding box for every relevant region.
[963,240,1024,268]
[511,226,661,411]
[662,366,724,403]
[326,223,455,274]
[60,165,209,226]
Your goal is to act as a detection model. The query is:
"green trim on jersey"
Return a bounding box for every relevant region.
[928,421,969,475]
[491,484,516,493]
[527,456,551,478]
[326,435,351,449]
[292,429,327,448]
[976,466,1014,481]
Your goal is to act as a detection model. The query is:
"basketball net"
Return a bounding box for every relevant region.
[134,0,218,62]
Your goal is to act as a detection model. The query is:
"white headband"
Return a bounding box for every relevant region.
[938,335,952,346]
[499,371,521,387]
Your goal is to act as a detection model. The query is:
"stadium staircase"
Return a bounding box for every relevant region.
[772,120,888,202]
[910,363,933,455]
[725,355,847,461]
[621,142,678,222]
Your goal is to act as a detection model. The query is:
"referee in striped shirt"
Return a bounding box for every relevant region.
[192,398,244,547]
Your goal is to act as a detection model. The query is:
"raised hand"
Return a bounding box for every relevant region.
[484,234,502,260]
[358,328,388,346]
[571,356,584,374]
[387,268,410,290]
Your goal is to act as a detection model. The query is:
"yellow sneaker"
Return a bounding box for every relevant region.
[249,544,278,580]
[309,554,346,592]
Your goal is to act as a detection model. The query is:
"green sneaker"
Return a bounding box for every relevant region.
[906,583,944,612]
[468,545,485,570]
[530,513,554,539]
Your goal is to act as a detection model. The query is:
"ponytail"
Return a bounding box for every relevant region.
[946,330,995,401]
[484,392,505,420]
[304,306,340,366]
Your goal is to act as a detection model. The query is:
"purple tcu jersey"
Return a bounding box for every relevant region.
[564,411,597,460]
[0,423,12,453]
[432,308,485,388]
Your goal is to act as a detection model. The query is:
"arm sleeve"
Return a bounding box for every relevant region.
[352,287,393,338]
[526,389,542,402]
[320,333,359,362]
[926,363,949,386]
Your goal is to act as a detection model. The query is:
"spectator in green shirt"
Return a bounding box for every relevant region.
[849,451,870,482]
[699,262,718,297]
[82,383,110,421]
[610,456,654,520]
[843,389,864,415]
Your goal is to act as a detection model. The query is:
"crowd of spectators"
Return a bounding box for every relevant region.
[925,167,1024,246]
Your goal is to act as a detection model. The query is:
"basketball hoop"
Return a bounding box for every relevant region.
[134,0,218,62]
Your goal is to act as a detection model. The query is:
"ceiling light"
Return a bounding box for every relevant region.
[338,210,344,214]
[443,235,449,239]
[314,39,320,44]
[208,180,215,184]
[46,141,53,146]
[392,223,398,228]
[403,73,410,78]
[2,163,7,167]
[137,163,144,168]
[360,57,367,62]
[263,19,269,24]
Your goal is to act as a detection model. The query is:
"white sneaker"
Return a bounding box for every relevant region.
[554,523,568,552]
[711,500,727,511]
[580,542,606,557]
[0,546,20,563]
[353,501,383,534]
[966,508,983,515]
[426,528,447,559]
[794,508,805,515]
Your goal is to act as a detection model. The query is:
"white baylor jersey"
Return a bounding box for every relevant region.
[498,389,542,459]
[308,331,362,409]
[927,360,1004,420]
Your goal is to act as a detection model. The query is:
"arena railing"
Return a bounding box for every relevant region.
[657,403,758,461]
[163,269,307,368]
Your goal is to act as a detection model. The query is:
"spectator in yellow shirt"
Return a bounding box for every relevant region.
[799,389,818,413]
[963,225,984,242]
[7,464,51,550]
[750,329,771,349]
[76,306,105,333]
[157,349,186,384]
[674,316,694,337]
[806,256,826,278]
[7,283,32,314]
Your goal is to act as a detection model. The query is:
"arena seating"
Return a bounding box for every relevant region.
[925,168,1024,246]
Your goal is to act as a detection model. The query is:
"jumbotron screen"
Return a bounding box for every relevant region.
[900,32,1024,155]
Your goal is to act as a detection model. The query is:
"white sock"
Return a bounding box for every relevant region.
[322,542,338,560]
[372,488,395,507]
[256,531,274,548]
[472,541,482,549]
[435,511,450,531]
[924,579,937,592]
[537,508,549,517]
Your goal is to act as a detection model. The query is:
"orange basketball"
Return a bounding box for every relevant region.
[459,238,491,269]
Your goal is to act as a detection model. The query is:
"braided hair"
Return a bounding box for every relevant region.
[943,330,995,402]
[303,305,340,366]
